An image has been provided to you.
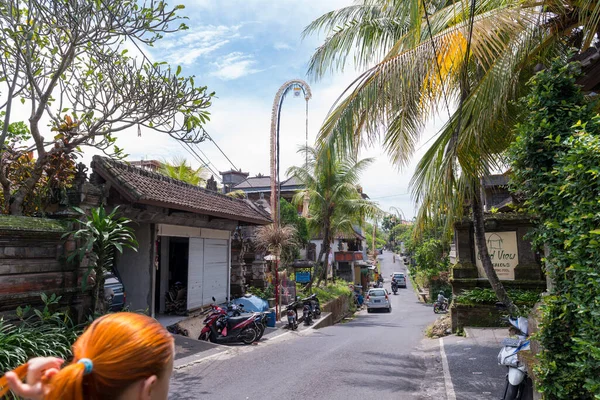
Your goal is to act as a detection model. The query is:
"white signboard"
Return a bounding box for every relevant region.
[475,231,519,280]
[449,243,457,264]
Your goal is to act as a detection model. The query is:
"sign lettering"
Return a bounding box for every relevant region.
[474,231,519,280]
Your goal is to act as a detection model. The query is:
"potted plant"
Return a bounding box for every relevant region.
[264,285,276,308]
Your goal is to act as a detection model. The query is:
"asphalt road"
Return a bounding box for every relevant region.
[443,335,507,399]
[169,251,445,400]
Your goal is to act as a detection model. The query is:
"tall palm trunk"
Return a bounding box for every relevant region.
[471,185,517,315]
[315,221,331,288]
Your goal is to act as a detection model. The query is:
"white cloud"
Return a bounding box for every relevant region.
[210,52,262,80]
[169,40,230,66]
[157,25,244,66]
[274,42,293,51]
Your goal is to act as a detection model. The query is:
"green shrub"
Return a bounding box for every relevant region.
[297,279,352,303]
[454,287,541,308]
[0,295,82,385]
[509,58,600,398]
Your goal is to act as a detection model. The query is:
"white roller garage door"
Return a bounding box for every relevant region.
[186,237,229,310]
[187,238,205,310]
[202,239,229,305]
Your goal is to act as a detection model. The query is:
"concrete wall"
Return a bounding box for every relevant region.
[116,222,153,312]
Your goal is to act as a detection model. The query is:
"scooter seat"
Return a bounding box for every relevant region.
[226,316,251,328]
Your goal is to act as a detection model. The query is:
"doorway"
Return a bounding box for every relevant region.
[155,237,189,315]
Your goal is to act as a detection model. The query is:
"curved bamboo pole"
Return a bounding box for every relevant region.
[269,79,312,227]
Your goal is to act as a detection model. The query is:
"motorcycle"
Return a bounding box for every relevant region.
[302,294,321,325]
[286,300,299,330]
[199,312,258,345]
[252,312,269,340]
[222,298,267,340]
[433,300,448,313]
[198,300,258,345]
[498,311,533,400]
[391,281,398,295]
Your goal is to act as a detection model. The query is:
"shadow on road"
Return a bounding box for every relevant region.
[337,348,440,393]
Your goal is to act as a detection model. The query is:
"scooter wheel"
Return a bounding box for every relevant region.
[198,331,210,342]
[504,382,520,400]
[241,327,258,345]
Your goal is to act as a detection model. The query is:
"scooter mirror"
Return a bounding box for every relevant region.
[212,296,216,302]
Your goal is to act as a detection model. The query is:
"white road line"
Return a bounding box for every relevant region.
[439,337,457,400]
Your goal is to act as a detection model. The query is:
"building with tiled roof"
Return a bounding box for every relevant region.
[92,156,271,225]
[90,156,271,316]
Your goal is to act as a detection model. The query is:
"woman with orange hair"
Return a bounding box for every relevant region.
[0,312,174,400]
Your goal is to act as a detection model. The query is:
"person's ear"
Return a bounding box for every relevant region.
[139,375,158,400]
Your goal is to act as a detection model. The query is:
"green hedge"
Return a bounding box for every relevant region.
[509,59,600,399]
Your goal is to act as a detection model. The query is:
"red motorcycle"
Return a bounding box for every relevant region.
[199,303,258,345]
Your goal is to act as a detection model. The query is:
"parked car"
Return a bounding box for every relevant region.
[391,272,407,288]
[104,274,126,312]
[366,288,392,313]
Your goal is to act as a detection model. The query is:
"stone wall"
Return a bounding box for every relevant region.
[322,293,351,324]
[451,304,508,331]
[0,216,91,322]
[450,212,546,331]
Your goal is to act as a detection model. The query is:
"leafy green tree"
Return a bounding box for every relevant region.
[159,157,208,187]
[280,198,309,244]
[288,146,380,286]
[0,0,214,215]
[509,59,600,399]
[67,206,138,315]
[304,0,600,312]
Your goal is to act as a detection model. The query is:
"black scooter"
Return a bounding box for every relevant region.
[286,300,299,330]
[302,294,321,325]
[391,281,398,295]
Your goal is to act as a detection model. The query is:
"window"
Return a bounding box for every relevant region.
[369,289,386,297]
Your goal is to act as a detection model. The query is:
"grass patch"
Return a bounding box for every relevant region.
[297,279,353,303]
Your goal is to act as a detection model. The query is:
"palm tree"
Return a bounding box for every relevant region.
[303,0,600,312]
[288,145,381,286]
[158,157,208,186]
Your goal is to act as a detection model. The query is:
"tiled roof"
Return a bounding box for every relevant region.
[234,176,272,189]
[233,175,305,190]
[482,174,509,187]
[91,156,271,225]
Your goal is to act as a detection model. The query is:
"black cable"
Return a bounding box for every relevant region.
[421,0,452,120]
[97,0,227,183]
[207,134,239,171]
[453,0,478,144]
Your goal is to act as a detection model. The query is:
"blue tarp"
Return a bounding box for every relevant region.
[231,295,269,312]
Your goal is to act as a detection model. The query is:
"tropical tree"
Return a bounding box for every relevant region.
[303,0,600,312]
[0,0,214,215]
[66,206,138,315]
[288,145,381,286]
[158,157,208,187]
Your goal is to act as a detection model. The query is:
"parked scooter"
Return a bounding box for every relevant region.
[286,300,299,330]
[497,304,533,400]
[301,294,322,325]
[198,300,258,344]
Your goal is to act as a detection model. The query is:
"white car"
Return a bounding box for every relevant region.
[366,288,392,313]
[391,272,407,288]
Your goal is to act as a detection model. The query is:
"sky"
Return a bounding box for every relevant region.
[82,1,447,219]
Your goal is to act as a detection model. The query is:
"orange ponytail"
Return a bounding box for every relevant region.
[0,364,27,397]
[1,313,174,400]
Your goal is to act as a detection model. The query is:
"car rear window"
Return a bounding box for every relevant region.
[369,289,386,296]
